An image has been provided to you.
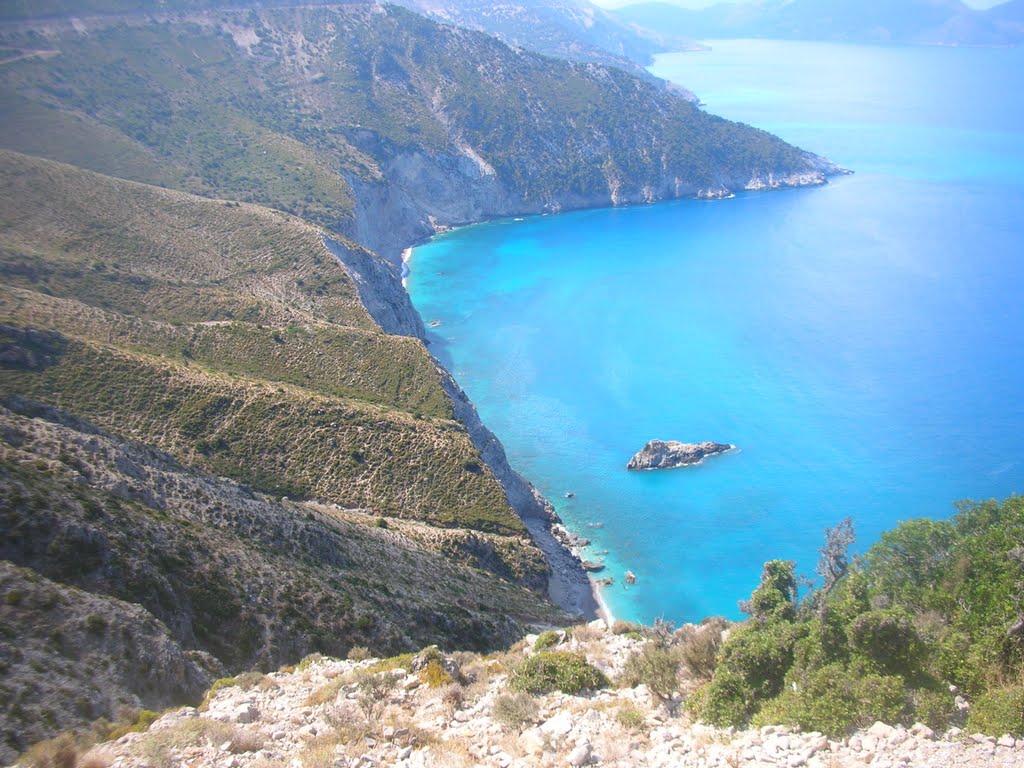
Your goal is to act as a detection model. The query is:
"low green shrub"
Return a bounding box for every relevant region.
[618,642,681,699]
[910,687,955,733]
[297,654,323,672]
[700,668,755,727]
[533,630,561,651]
[367,652,415,674]
[419,659,454,688]
[200,671,265,710]
[967,685,1024,738]
[508,651,608,695]
[491,692,538,731]
[616,702,647,730]
[106,709,160,740]
[751,663,906,737]
[684,682,710,719]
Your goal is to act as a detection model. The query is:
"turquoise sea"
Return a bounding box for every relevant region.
[407,40,1024,624]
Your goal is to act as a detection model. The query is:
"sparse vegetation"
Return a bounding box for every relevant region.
[676,619,726,680]
[17,733,86,768]
[347,646,371,662]
[199,672,264,711]
[615,702,647,731]
[105,709,159,741]
[491,692,539,731]
[132,719,239,768]
[611,620,644,638]
[533,630,561,650]
[508,651,609,695]
[419,660,454,689]
[618,642,682,700]
[0,407,568,757]
[354,671,397,724]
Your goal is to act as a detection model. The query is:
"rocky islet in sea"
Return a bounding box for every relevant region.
[626,440,736,470]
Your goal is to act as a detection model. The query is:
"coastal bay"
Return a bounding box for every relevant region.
[407,40,1024,624]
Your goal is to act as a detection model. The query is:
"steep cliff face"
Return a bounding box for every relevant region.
[325,7,839,262]
[323,236,426,338]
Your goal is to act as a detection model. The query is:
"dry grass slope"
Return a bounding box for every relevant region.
[0,332,517,532]
[0,152,521,530]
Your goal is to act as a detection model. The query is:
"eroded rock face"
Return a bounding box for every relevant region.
[626,440,735,470]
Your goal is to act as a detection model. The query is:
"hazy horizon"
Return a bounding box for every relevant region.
[593,0,1010,10]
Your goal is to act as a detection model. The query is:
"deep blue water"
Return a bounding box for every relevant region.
[407,40,1024,624]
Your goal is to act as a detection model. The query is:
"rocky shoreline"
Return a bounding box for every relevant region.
[72,620,1022,768]
[356,169,847,623]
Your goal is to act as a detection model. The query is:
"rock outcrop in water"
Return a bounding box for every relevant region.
[627,440,735,470]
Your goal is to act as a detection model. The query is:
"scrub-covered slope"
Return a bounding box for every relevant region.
[0,152,573,760]
[0,3,837,262]
[0,150,530,533]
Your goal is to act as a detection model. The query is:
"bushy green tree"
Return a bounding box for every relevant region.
[739,560,798,621]
[695,498,1024,734]
[847,607,925,678]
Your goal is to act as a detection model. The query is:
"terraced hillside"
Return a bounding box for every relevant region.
[0,151,533,532]
[0,152,573,758]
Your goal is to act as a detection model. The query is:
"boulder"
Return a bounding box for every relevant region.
[567,741,592,766]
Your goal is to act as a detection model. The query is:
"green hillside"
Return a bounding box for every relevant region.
[0,2,830,250]
[0,151,519,532]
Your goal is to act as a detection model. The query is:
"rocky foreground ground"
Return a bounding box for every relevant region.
[74,621,1022,768]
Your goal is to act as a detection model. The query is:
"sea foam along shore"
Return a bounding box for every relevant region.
[400,247,412,287]
[593,580,615,625]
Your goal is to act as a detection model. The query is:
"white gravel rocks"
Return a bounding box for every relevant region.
[80,627,1023,768]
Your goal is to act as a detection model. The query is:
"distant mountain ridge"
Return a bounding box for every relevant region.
[612,0,1024,45]
[0,3,836,265]
[392,0,692,73]
[0,0,689,74]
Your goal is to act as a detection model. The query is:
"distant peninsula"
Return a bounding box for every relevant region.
[627,439,735,470]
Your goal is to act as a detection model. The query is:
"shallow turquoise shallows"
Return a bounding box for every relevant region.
[407,40,1024,624]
